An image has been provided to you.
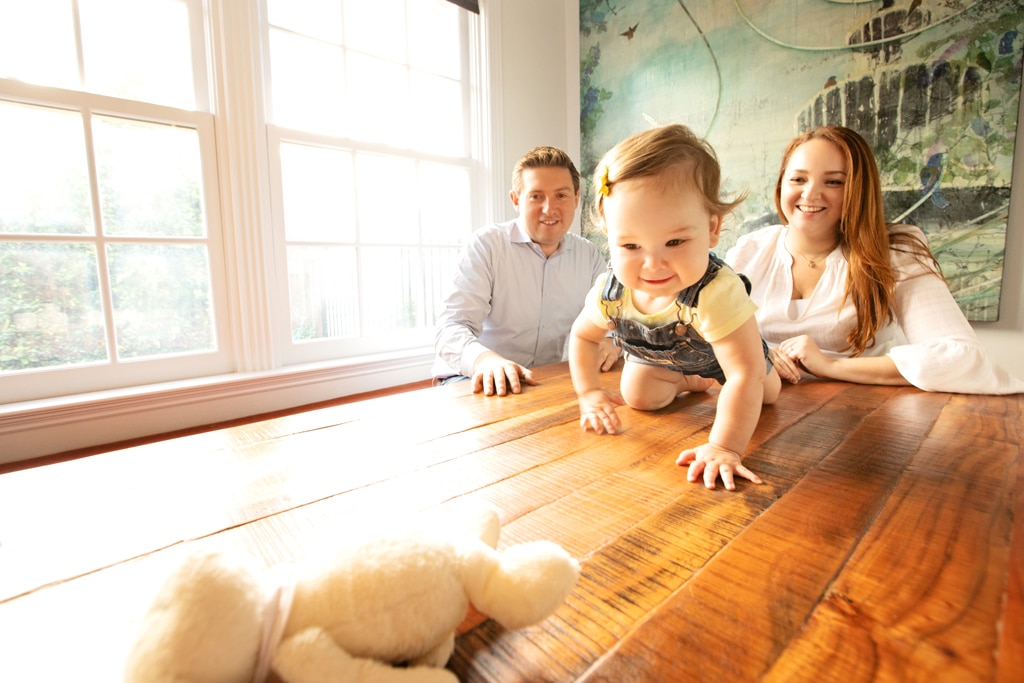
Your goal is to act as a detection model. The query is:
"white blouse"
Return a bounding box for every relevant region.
[725,224,1024,394]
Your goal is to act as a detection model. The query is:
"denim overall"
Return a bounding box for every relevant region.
[601,253,771,384]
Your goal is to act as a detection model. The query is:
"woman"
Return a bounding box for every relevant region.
[726,126,1024,394]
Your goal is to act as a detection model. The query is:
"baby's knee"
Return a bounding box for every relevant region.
[621,383,674,411]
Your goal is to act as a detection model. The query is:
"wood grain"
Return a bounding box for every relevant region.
[0,363,1020,683]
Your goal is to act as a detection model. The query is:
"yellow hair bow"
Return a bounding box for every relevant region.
[598,165,611,197]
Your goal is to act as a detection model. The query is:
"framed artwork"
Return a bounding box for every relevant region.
[580,0,1024,321]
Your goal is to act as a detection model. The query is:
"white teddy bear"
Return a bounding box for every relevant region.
[124,504,579,683]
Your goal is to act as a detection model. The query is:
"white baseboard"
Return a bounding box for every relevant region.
[0,351,434,466]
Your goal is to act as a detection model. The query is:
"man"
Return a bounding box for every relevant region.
[433,146,618,396]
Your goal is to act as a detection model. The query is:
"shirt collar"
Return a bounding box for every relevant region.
[509,219,570,255]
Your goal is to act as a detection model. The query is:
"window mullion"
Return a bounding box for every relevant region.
[186,0,212,112]
[71,0,86,87]
[79,106,118,365]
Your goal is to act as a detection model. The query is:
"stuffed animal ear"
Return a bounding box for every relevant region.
[459,541,580,631]
[124,549,266,683]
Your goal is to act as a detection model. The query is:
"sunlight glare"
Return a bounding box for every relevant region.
[78,0,195,109]
[0,0,79,88]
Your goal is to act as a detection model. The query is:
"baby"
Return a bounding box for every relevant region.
[569,124,781,490]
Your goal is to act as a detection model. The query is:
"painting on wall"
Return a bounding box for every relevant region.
[580,0,1024,321]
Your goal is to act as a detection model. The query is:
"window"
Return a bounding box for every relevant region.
[0,0,485,405]
[0,0,228,403]
[265,0,476,364]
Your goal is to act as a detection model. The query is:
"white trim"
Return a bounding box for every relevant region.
[479,0,505,224]
[209,0,278,372]
[0,351,433,465]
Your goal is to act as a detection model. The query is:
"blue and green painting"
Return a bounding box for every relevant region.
[580,0,1024,321]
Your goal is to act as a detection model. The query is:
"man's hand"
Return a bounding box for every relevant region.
[471,351,536,396]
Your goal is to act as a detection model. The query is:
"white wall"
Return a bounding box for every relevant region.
[974,89,1024,379]
[502,0,1024,378]
[493,0,583,232]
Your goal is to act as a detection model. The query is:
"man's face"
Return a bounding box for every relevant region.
[509,167,580,257]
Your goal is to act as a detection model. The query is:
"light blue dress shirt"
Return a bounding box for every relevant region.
[433,219,608,378]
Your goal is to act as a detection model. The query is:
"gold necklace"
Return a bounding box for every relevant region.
[793,249,826,269]
[787,237,835,270]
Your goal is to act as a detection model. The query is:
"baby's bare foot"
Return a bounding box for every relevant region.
[678,375,716,394]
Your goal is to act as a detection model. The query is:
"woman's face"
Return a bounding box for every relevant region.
[779,138,847,236]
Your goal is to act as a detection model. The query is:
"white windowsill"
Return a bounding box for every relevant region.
[0,348,434,466]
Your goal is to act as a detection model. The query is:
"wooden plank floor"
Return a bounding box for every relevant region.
[0,362,1020,682]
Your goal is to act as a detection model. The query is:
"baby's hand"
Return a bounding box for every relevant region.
[578,389,625,434]
[676,443,762,491]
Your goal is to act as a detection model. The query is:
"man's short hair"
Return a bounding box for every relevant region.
[511,146,581,196]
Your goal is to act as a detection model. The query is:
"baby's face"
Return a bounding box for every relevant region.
[604,177,720,313]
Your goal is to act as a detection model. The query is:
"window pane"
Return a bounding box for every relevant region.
[288,245,358,340]
[410,72,464,156]
[360,246,422,332]
[281,143,355,243]
[343,0,406,63]
[93,116,204,238]
[355,153,417,244]
[268,0,342,44]
[108,243,214,359]
[408,0,460,79]
[347,53,408,147]
[269,29,346,134]
[0,0,79,89]
[0,242,107,371]
[419,162,470,244]
[78,0,195,109]
[0,101,93,236]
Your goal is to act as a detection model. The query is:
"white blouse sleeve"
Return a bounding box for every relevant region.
[887,228,1024,394]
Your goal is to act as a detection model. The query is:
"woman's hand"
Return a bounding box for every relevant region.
[775,335,832,383]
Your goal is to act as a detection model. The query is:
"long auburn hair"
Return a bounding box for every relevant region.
[774,126,939,355]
